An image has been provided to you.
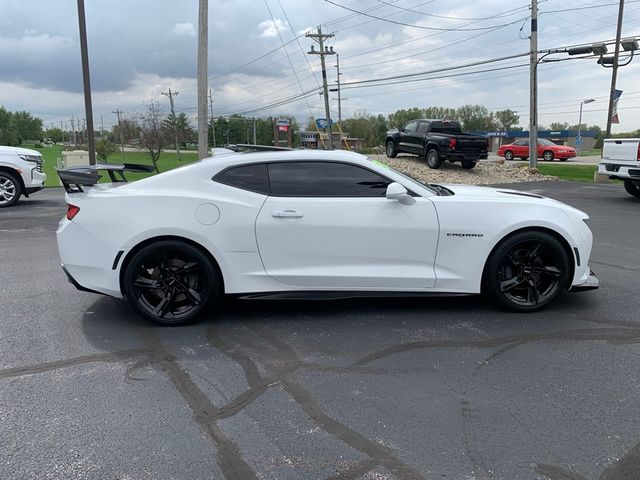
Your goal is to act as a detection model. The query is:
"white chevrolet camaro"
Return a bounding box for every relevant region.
[56,150,598,325]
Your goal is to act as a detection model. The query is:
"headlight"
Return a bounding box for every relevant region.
[19,154,42,163]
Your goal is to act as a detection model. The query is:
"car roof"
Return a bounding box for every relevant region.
[201,149,371,169]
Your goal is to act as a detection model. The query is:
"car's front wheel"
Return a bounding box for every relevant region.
[0,171,22,208]
[385,141,397,158]
[483,231,570,312]
[123,240,219,325]
[624,179,640,198]
[543,150,554,161]
[461,161,476,170]
[504,150,514,161]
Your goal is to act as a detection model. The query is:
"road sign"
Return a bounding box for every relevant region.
[575,136,582,145]
[316,118,333,129]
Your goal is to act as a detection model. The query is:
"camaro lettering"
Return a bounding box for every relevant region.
[446,233,484,237]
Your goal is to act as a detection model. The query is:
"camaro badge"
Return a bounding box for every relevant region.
[446,233,484,237]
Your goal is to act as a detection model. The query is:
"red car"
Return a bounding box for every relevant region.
[497,139,577,161]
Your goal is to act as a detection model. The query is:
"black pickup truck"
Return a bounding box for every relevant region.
[385,119,489,169]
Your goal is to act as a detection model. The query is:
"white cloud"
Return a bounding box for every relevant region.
[173,22,196,37]
[258,18,287,38]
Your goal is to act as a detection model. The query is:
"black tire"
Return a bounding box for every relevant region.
[425,148,442,169]
[519,157,528,161]
[624,179,640,198]
[385,141,397,158]
[559,157,568,162]
[483,231,570,312]
[123,240,219,325]
[461,161,476,170]
[0,171,22,208]
[542,150,554,162]
[504,150,514,161]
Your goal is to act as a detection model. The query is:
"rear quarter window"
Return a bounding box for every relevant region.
[214,163,270,194]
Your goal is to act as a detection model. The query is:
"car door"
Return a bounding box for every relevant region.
[513,140,528,157]
[255,161,439,290]
[398,121,420,154]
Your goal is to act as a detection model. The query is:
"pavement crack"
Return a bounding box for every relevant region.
[353,327,640,366]
[0,348,153,380]
[136,327,258,480]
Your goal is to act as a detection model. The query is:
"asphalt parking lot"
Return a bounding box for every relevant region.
[1,182,639,480]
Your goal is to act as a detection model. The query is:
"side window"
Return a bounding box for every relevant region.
[404,121,418,133]
[214,163,270,194]
[268,162,391,197]
[417,122,429,134]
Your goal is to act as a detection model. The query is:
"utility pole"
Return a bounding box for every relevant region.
[161,88,181,161]
[335,53,342,123]
[606,0,625,138]
[76,0,96,165]
[528,0,538,169]
[112,109,125,160]
[100,114,104,136]
[70,117,77,145]
[60,120,65,143]
[306,26,335,149]
[197,0,208,159]
[253,118,257,145]
[209,88,216,149]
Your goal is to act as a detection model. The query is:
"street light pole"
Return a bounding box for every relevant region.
[577,98,595,153]
[529,0,538,169]
[76,0,96,165]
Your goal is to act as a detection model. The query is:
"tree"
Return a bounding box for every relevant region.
[12,111,43,143]
[387,107,424,128]
[456,105,497,131]
[549,122,569,131]
[45,127,64,143]
[494,109,519,131]
[95,139,117,162]
[139,101,165,173]
[0,107,17,146]
[163,112,195,148]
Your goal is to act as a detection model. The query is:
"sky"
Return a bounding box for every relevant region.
[0,0,639,133]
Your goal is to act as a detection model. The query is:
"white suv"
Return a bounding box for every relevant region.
[0,146,46,207]
[598,138,640,198]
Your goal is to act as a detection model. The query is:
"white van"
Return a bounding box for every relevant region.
[0,146,46,207]
[598,138,640,198]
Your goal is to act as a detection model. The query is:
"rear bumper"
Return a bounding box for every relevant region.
[598,163,640,180]
[25,185,45,195]
[570,269,599,292]
[57,218,124,298]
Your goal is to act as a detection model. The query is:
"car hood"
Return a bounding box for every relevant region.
[441,184,589,219]
[0,145,41,157]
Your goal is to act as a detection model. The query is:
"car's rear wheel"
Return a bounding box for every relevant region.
[0,171,21,208]
[504,150,514,161]
[543,150,554,161]
[624,179,640,198]
[123,240,219,325]
[461,161,476,169]
[426,148,442,169]
[483,231,569,312]
[386,141,397,158]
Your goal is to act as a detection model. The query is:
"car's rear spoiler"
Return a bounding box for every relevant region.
[56,163,155,193]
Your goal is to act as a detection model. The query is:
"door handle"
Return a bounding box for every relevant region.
[272,209,304,218]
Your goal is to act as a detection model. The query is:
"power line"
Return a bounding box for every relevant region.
[323,0,529,32]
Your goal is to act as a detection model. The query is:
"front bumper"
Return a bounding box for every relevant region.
[570,269,599,292]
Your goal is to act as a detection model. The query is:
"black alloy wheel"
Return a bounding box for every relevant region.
[386,141,398,158]
[0,172,21,208]
[123,240,218,325]
[504,150,514,161]
[624,179,640,198]
[543,150,554,161]
[426,148,442,169]
[484,231,569,312]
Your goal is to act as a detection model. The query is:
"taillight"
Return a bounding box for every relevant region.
[449,138,457,150]
[637,143,640,161]
[66,204,80,220]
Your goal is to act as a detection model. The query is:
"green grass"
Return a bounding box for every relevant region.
[578,148,601,157]
[27,144,198,187]
[531,163,597,182]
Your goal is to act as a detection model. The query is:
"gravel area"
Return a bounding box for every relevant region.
[369,154,559,185]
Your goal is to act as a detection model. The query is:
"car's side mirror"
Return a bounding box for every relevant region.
[386,182,416,205]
